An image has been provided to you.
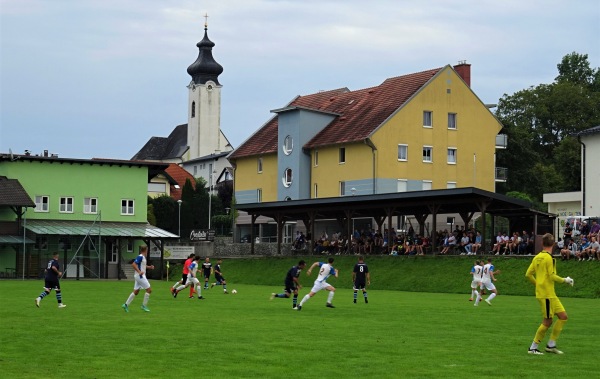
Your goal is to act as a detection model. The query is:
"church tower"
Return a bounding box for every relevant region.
[186,19,224,161]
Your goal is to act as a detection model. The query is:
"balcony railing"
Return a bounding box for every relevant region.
[495,167,508,182]
[495,134,508,149]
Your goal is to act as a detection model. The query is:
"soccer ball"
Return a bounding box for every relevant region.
[231,289,237,294]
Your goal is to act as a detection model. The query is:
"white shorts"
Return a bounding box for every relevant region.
[481,280,496,291]
[470,279,482,289]
[187,276,200,286]
[310,280,332,293]
[134,276,151,290]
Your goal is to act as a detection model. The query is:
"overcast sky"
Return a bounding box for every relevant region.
[1,0,598,160]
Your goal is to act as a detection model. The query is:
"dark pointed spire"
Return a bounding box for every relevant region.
[187,18,223,85]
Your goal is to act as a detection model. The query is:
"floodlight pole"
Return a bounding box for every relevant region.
[177,199,182,241]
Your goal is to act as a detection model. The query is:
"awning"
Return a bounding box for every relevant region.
[0,235,35,244]
[24,220,178,239]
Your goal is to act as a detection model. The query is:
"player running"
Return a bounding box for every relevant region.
[480,258,498,305]
[296,257,338,311]
[35,252,66,308]
[210,259,229,294]
[270,260,306,309]
[202,257,213,290]
[470,260,483,305]
[352,256,370,304]
[122,246,154,312]
[174,256,204,300]
[171,253,195,298]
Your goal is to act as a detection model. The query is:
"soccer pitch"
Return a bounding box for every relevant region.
[1,280,598,378]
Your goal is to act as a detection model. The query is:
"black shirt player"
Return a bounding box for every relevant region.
[271,260,306,309]
[35,252,66,308]
[210,259,228,294]
[352,256,370,304]
[202,258,212,289]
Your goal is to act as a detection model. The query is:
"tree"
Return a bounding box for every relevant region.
[496,52,600,203]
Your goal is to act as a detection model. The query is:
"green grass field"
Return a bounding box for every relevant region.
[1,272,599,378]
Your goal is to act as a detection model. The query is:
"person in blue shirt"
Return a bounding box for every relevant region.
[35,252,66,308]
[297,257,338,311]
[270,260,306,308]
[122,246,154,312]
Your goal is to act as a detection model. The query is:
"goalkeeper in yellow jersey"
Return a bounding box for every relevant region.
[525,233,574,355]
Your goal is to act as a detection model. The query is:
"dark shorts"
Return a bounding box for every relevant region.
[44,278,60,291]
[203,270,211,279]
[284,281,298,294]
[181,274,188,284]
[215,275,225,283]
[353,280,366,290]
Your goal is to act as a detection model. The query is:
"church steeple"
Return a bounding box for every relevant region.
[187,17,223,85]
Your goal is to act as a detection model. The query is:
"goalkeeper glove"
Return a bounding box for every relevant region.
[564,276,574,286]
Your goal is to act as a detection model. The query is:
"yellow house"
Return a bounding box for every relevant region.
[228,63,505,204]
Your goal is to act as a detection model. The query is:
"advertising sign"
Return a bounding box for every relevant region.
[162,245,195,260]
[189,229,215,242]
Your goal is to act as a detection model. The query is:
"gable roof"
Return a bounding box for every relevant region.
[0,176,35,207]
[575,125,600,137]
[132,124,189,161]
[228,67,443,159]
[163,164,195,201]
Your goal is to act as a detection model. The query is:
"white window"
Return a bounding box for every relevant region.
[148,183,166,192]
[447,148,457,164]
[448,113,457,129]
[35,195,49,212]
[340,181,346,196]
[314,150,319,166]
[121,199,134,215]
[59,197,74,213]
[282,168,292,187]
[422,180,432,190]
[447,182,457,189]
[423,146,433,163]
[283,135,293,155]
[397,179,407,192]
[398,144,408,161]
[314,183,318,198]
[257,158,263,173]
[339,147,346,164]
[84,197,98,214]
[193,165,197,175]
[423,111,433,127]
[108,244,118,263]
[257,189,262,203]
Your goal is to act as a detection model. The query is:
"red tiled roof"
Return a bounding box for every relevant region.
[228,67,442,159]
[165,164,195,201]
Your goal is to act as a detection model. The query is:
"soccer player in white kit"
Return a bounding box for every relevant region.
[296,257,338,311]
[174,256,204,299]
[122,246,154,312]
[469,260,483,305]
[480,258,498,306]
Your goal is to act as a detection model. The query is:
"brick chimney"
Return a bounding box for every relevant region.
[454,61,471,87]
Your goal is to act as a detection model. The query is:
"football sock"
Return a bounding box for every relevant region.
[143,292,150,306]
[533,324,549,344]
[327,291,335,304]
[38,291,49,300]
[299,294,310,306]
[487,293,497,302]
[276,293,286,298]
[363,291,368,301]
[196,285,202,297]
[293,294,298,307]
[172,281,179,289]
[56,290,62,304]
[549,319,567,343]
[126,292,136,306]
[530,342,539,350]
[223,284,227,291]
[175,285,185,292]
[353,291,358,301]
[190,286,195,297]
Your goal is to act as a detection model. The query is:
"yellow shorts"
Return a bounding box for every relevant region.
[537,297,565,319]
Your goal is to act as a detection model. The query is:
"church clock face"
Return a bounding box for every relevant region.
[207,84,213,91]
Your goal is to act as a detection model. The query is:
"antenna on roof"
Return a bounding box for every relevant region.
[8,148,18,161]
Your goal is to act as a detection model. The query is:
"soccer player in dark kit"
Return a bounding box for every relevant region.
[352,255,370,304]
[202,257,212,290]
[210,258,228,294]
[35,252,66,308]
[270,260,306,309]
